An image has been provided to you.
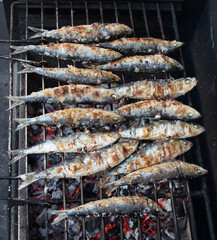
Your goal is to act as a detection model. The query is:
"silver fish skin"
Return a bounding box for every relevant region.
[114,77,198,100]
[10,131,121,164]
[11,43,122,63]
[15,108,125,131]
[50,196,164,224]
[85,54,184,72]
[105,160,208,196]
[18,64,120,84]
[106,140,193,177]
[115,100,201,120]
[99,37,183,55]
[8,84,123,109]
[119,120,205,140]
[18,140,139,190]
[29,23,133,43]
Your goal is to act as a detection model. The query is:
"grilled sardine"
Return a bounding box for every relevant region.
[114,78,197,100]
[106,140,193,177]
[50,196,164,224]
[18,140,139,190]
[105,161,207,196]
[10,131,120,164]
[119,120,205,140]
[85,54,184,72]
[29,23,133,43]
[8,84,123,109]
[11,43,122,63]
[116,100,201,120]
[99,37,183,55]
[15,108,125,131]
[18,64,120,85]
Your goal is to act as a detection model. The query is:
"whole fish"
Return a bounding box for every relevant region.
[106,140,193,177]
[105,160,208,196]
[29,23,133,43]
[15,108,125,131]
[50,196,164,224]
[18,64,120,85]
[8,84,123,109]
[119,120,205,140]
[115,100,201,120]
[99,37,183,55]
[11,43,122,63]
[18,140,139,190]
[10,131,121,164]
[85,54,184,72]
[114,77,198,100]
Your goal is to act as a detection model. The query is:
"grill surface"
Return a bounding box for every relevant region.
[7,1,216,240]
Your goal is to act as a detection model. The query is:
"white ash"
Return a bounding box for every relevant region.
[51,188,63,199]
[67,217,81,236]
[160,198,172,212]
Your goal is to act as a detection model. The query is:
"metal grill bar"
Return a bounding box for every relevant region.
[40,2,49,240]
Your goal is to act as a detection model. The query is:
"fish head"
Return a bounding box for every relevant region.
[109,72,121,82]
[180,161,208,177]
[185,123,206,137]
[110,112,126,124]
[167,40,184,53]
[182,77,198,92]
[177,139,193,153]
[111,92,123,102]
[122,25,134,35]
[184,106,201,120]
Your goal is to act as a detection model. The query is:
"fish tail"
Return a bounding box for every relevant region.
[28,26,46,39]
[49,210,69,225]
[10,46,30,55]
[18,172,38,190]
[18,63,36,74]
[15,118,31,131]
[9,149,26,164]
[6,96,25,110]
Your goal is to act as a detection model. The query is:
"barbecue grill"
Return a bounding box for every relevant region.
[0,0,216,239]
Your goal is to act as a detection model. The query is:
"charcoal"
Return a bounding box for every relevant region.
[51,188,63,199]
[66,184,77,197]
[128,215,138,230]
[86,217,101,237]
[67,217,81,236]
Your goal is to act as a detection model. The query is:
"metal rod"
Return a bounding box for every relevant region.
[0,56,46,65]
[142,1,150,37]
[128,1,135,36]
[169,181,180,240]
[156,2,165,39]
[153,183,161,240]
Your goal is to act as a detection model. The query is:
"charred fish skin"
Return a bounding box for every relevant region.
[85,54,184,72]
[107,140,193,177]
[18,64,120,85]
[119,120,205,140]
[10,131,121,164]
[50,196,164,224]
[114,77,198,100]
[18,140,139,190]
[99,37,184,55]
[105,161,208,196]
[11,43,122,63]
[15,108,125,131]
[29,23,133,43]
[9,84,123,109]
[115,100,201,120]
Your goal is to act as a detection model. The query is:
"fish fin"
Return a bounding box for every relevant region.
[6,96,25,110]
[18,172,37,190]
[9,149,26,164]
[18,63,36,74]
[28,26,46,39]
[14,118,30,131]
[10,46,29,55]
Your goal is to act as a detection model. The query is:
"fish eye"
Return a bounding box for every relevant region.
[185,78,191,84]
[188,112,194,117]
[193,124,198,129]
[182,140,188,145]
[197,169,203,175]
[111,94,117,99]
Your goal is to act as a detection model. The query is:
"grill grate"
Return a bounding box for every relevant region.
[7,1,216,240]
